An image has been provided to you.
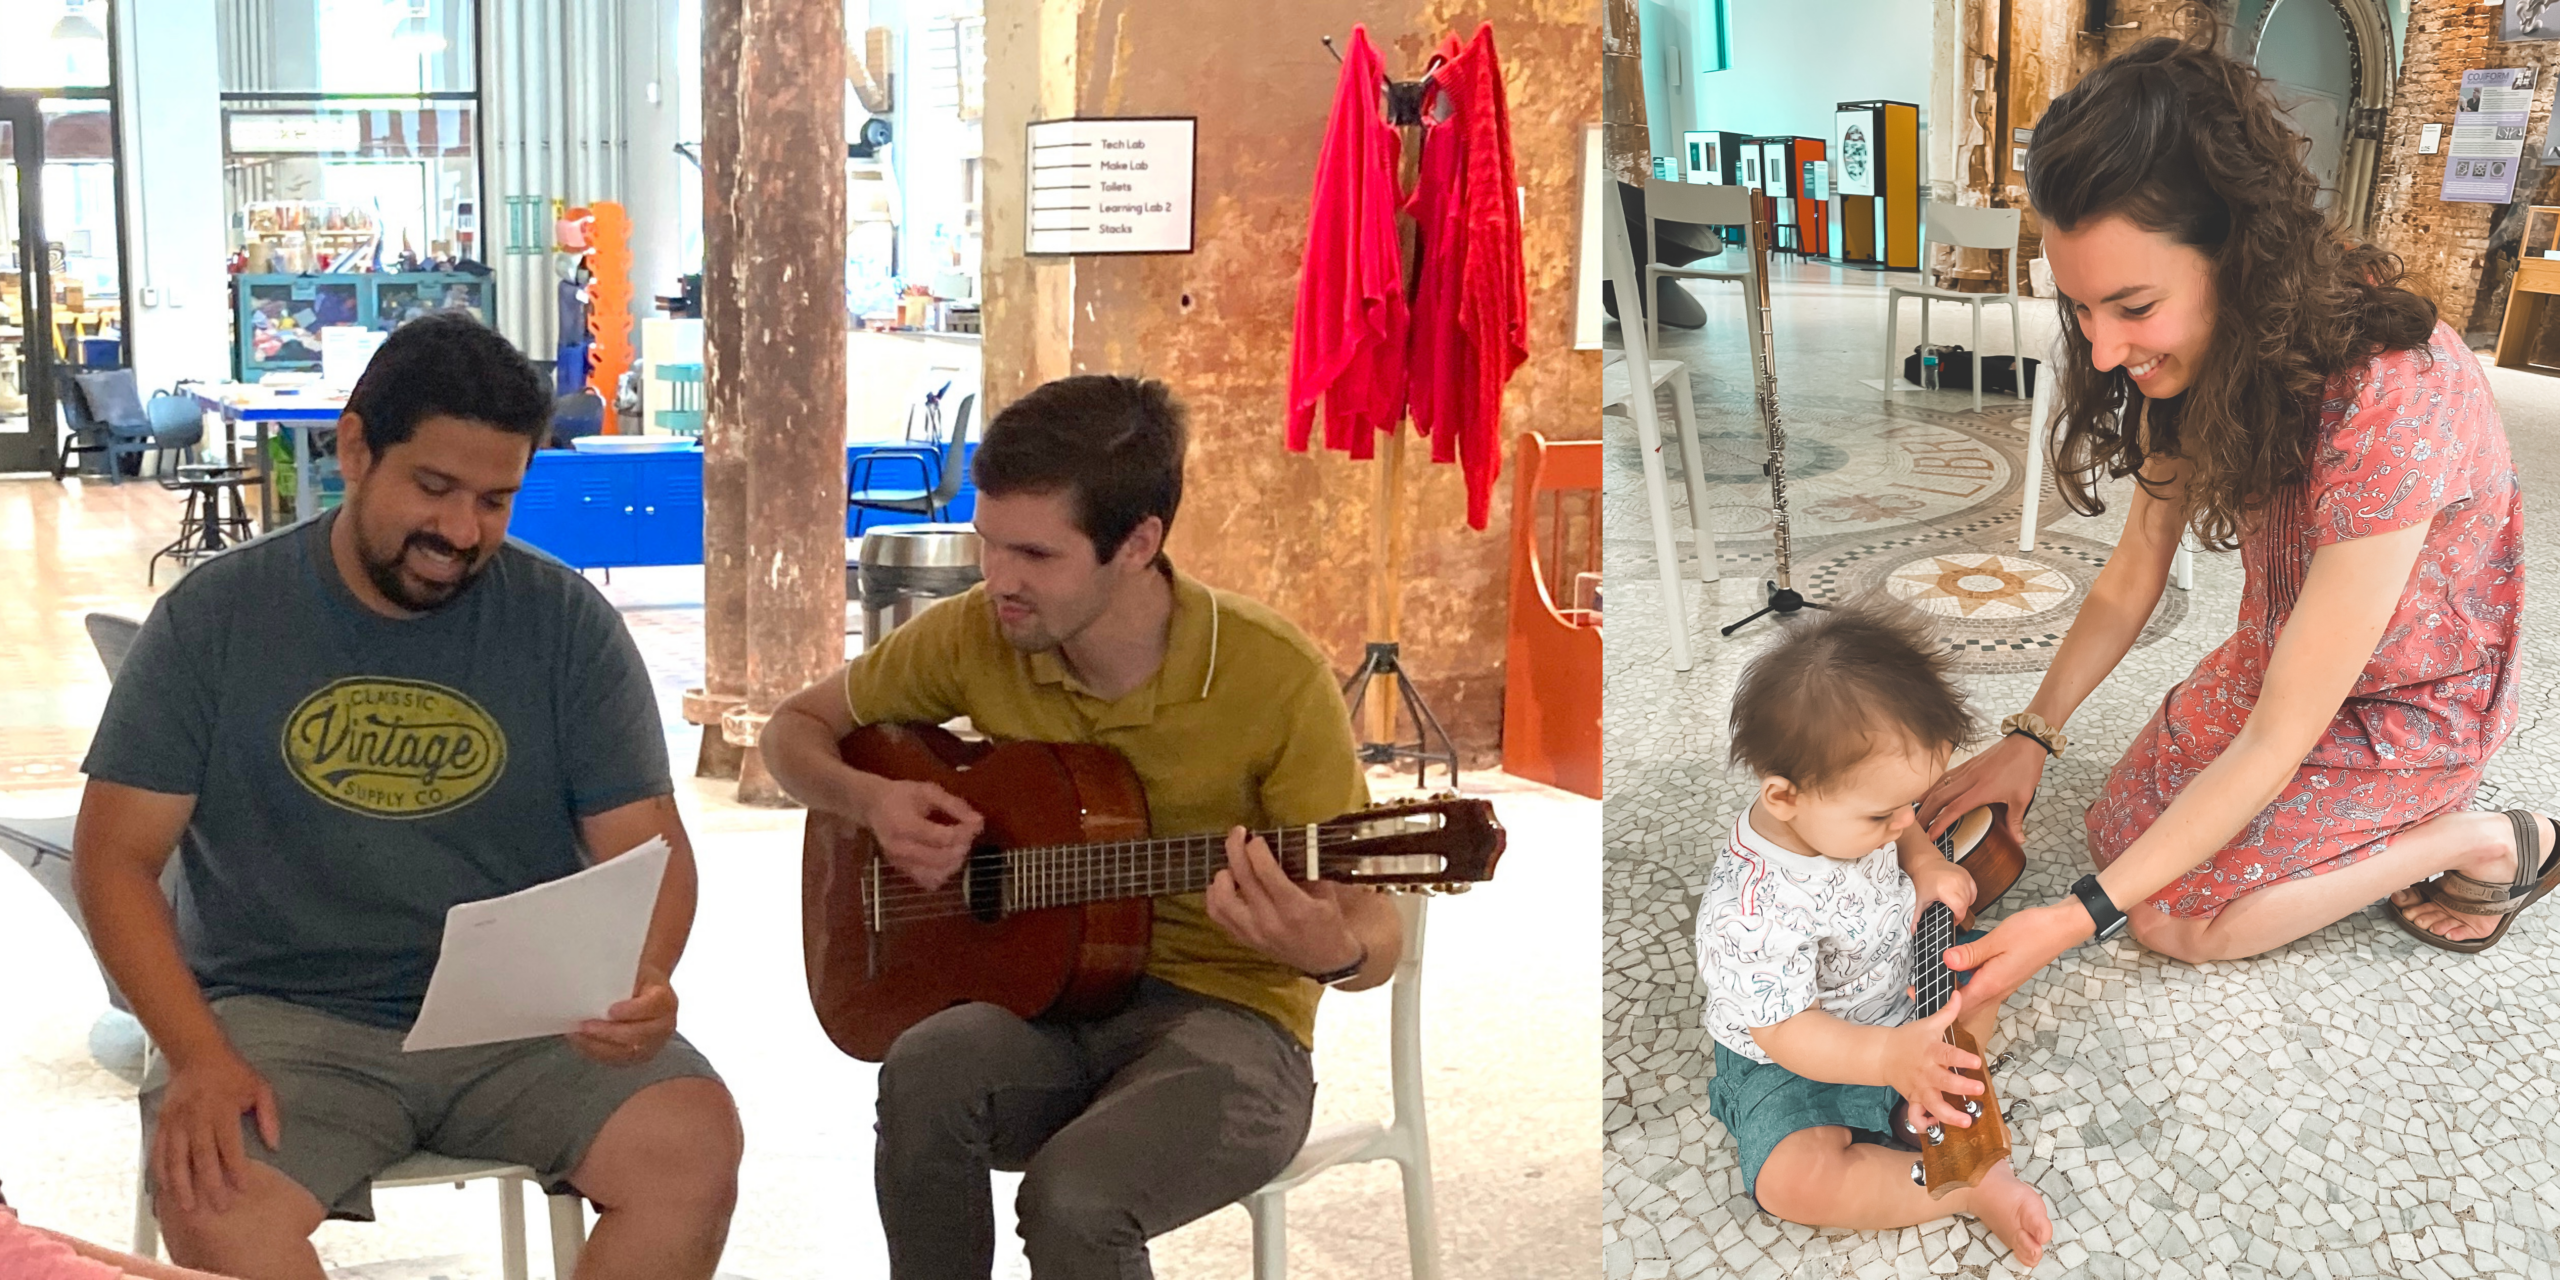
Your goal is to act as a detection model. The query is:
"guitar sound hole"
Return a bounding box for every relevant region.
[964,845,1005,923]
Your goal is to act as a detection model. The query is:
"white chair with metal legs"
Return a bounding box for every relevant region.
[1601,180,1717,671]
[1641,179,1762,379]
[1885,201,2026,412]
[1243,895,1436,1280]
[129,1054,590,1280]
[2018,335,2193,588]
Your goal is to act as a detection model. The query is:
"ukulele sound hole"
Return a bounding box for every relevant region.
[964,845,1006,923]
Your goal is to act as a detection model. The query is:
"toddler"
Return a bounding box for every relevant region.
[1697,607,2050,1265]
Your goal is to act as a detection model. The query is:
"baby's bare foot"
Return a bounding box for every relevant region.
[1969,1161,2051,1268]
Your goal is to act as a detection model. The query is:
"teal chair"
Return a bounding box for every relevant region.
[655,362,705,436]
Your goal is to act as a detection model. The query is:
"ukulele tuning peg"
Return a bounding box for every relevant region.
[1925,1125,1945,1146]
[1961,1099,1981,1118]
[1444,883,1472,894]
[1909,1161,1927,1188]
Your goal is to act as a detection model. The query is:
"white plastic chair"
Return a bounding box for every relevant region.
[129,1039,590,1280]
[1641,179,1762,376]
[1243,895,1437,1280]
[1886,201,2026,412]
[2019,335,2193,588]
[1602,180,1716,671]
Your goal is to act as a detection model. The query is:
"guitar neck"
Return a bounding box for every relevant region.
[1911,901,1959,1020]
[997,825,1315,911]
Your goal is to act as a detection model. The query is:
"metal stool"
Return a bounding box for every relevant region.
[149,464,256,585]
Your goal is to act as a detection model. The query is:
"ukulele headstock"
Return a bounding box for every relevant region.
[1311,793,1504,891]
[1914,1023,2013,1198]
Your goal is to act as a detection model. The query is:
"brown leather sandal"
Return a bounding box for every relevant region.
[2388,810,2560,954]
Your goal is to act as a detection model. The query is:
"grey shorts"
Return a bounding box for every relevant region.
[140,994,721,1221]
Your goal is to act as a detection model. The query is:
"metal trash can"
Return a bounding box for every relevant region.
[854,523,982,647]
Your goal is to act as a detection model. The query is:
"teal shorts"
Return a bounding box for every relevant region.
[1707,928,1984,1208]
[1706,1043,1903,1206]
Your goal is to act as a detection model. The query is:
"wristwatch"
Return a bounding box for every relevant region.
[1307,945,1370,987]
[2070,874,2128,943]
[2000,711,2069,758]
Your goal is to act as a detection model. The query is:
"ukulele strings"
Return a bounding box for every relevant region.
[858,826,1331,924]
[1912,901,1957,1019]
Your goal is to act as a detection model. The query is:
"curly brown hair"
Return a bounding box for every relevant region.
[2023,30,2438,551]
[1727,603,1973,796]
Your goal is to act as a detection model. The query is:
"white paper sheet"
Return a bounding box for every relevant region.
[402,838,671,1052]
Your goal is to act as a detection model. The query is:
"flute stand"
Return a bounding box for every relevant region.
[1720,580,1826,637]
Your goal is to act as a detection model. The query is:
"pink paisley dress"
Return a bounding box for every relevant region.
[2086,322,2525,918]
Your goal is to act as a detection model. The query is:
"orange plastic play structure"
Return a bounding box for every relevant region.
[1501,432,1602,798]
[577,201,635,434]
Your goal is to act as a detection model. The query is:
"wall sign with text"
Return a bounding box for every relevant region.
[1025,117,1198,256]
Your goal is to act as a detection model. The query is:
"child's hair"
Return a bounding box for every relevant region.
[1727,604,1973,794]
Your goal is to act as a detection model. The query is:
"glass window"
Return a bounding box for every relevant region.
[222,102,480,267]
[0,0,113,91]
[218,0,476,96]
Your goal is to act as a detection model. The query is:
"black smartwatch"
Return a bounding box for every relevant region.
[1307,945,1370,987]
[2070,874,2128,943]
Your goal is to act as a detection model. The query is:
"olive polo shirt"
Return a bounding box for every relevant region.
[840,564,1369,1047]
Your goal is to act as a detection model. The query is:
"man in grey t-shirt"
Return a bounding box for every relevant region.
[76,313,740,1279]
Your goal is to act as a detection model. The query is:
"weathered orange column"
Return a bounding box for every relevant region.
[2369,0,2505,325]
[704,0,850,806]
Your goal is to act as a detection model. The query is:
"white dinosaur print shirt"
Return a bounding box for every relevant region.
[1698,809,1917,1064]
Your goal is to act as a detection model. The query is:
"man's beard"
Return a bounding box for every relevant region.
[355,513,490,613]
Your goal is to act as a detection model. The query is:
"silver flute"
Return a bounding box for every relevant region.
[1750,203,1793,591]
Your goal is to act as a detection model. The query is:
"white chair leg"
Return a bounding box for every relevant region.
[132,1119,159,1259]
[2010,300,2025,399]
[1884,293,1899,389]
[1644,265,1663,354]
[1398,1152,1443,1280]
[1246,1191,1288,1280]
[1971,304,1985,414]
[2173,537,2195,591]
[498,1176,530,1280]
[1666,368,1717,590]
[548,1194,588,1279]
[1630,377,1695,671]
[2021,360,2050,553]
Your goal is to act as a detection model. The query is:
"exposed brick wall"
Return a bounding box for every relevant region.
[2367,0,2506,335]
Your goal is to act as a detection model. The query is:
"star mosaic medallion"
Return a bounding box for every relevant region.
[1885,551,2073,619]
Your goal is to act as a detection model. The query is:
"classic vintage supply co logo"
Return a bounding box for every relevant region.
[282,678,506,818]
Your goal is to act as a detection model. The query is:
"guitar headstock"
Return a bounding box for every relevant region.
[1311,793,1504,893]
[1914,1024,2012,1198]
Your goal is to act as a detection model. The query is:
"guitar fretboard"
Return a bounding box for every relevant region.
[998,828,1315,912]
[1912,900,1959,1019]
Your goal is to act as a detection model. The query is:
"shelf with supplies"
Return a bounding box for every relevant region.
[232,271,494,378]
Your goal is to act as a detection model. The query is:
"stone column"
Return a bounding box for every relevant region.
[703,0,851,806]
[2368,0,2502,325]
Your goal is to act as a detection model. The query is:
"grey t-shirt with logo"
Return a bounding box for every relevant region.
[81,511,673,1029]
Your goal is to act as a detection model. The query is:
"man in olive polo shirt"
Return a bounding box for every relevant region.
[761,374,1401,1279]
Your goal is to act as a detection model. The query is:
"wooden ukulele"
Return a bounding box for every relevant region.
[1906,804,2021,1196]
[801,723,1506,1062]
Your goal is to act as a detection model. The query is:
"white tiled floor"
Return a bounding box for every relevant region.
[1603,260,2560,1280]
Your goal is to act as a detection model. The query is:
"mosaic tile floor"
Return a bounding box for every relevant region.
[1603,262,2560,1280]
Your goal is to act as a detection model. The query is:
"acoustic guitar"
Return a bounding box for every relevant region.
[1905,803,2024,1195]
[802,723,1506,1062]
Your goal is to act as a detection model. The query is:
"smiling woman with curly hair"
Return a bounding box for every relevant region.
[1913,27,2554,1000]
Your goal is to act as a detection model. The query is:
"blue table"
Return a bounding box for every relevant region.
[190,385,345,527]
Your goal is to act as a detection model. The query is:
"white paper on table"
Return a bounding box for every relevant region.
[402,838,671,1052]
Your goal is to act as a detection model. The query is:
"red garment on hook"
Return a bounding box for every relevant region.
[1286,24,1408,460]
[1406,23,1527,531]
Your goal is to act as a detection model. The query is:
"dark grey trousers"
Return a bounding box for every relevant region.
[875,977,1317,1280]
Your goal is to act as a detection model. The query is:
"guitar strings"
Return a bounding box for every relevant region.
[856,828,1338,924]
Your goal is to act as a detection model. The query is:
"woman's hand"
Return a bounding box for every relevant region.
[1941,900,2094,1012]
[1919,733,2048,846]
